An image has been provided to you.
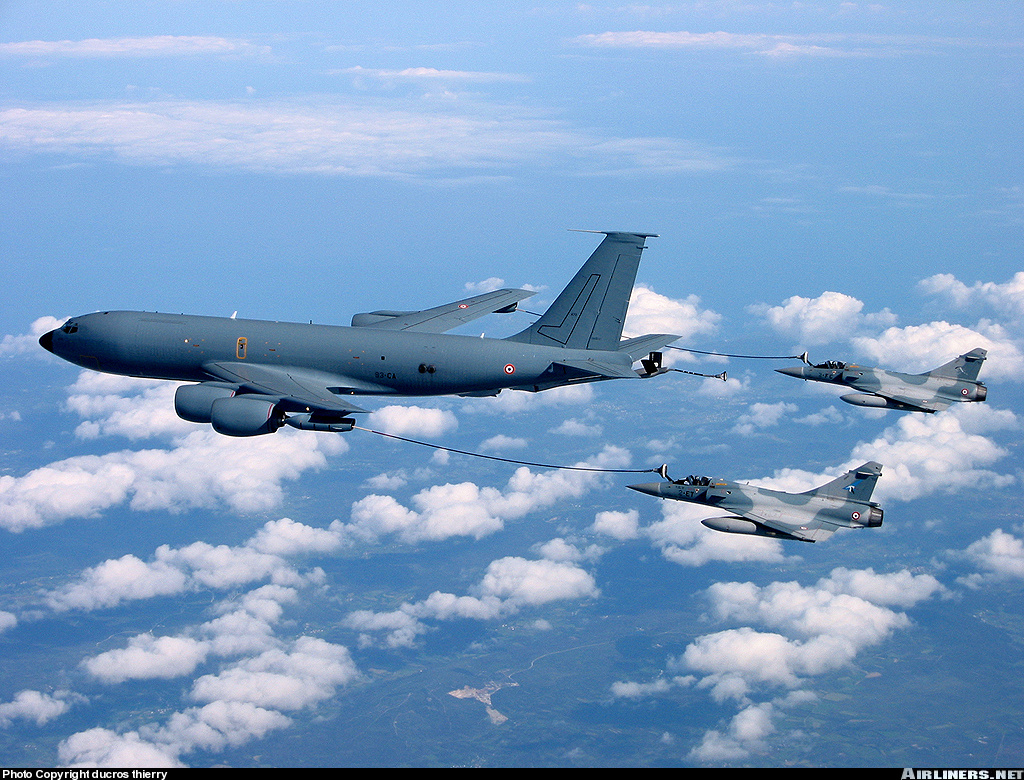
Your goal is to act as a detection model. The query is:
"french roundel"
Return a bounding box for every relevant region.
[851,511,861,521]
[504,364,515,375]
[962,388,969,396]
[459,303,468,309]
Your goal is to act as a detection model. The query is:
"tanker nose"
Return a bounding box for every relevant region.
[775,366,806,379]
[39,329,56,354]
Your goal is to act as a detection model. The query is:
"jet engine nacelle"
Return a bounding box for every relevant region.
[210,396,284,437]
[175,382,238,423]
[967,384,987,402]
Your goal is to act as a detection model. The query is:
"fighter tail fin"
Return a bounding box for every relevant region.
[924,347,987,382]
[804,462,883,501]
[505,231,656,351]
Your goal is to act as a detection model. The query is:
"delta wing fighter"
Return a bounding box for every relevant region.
[40,232,679,436]
[628,462,884,543]
[776,348,987,413]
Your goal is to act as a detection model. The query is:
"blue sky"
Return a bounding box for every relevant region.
[2,0,1024,768]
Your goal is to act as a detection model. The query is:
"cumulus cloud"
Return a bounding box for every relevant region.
[851,320,1024,380]
[956,529,1024,589]
[54,529,358,767]
[612,567,943,762]
[366,405,458,438]
[345,446,631,544]
[731,402,797,435]
[0,690,82,727]
[0,367,354,532]
[83,634,210,683]
[749,291,896,347]
[345,548,600,648]
[1,316,66,357]
[623,285,721,351]
[0,429,341,532]
[919,271,1024,322]
[643,501,791,568]
[845,403,1018,503]
[593,509,640,540]
[43,517,338,612]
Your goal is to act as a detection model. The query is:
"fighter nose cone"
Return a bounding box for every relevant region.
[39,329,56,354]
[627,482,664,498]
[775,366,806,378]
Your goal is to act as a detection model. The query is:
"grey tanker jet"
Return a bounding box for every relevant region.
[628,462,884,543]
[776,348,987,413]
[39,231,679,436]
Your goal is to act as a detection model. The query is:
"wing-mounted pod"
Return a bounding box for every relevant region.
[700,516,812,543]
[840,393,929,412]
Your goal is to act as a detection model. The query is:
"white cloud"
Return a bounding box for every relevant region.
[345,550,599,648]
[338,66,529,84]
[83,634,210,683]
[919,271,1024,321]
[732,401,797,435]
[615,566,942,762]
[593,509,640,540]
[0,428,343,532]
[0,99,732,179]
[345,446,631,544]
[549,418,603,436]
[1,316,66,357]
[188,637,359,712]
[643,501,791,567]
[846,403,1017,503]
[623,285,721,349]
[0,690,82,727]
[479,434,528,452]
[750,291,896,347]
[0,36,270,59]
[43,518,338,612]
[957,529,1024,588]
[367,405,458,438]
[851,320,1024,380]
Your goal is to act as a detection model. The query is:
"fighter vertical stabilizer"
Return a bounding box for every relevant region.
[802,461,882,502]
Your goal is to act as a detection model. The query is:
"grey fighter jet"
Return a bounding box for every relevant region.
[628,462,884,543]
[776,348,987,413]
[39,232,680,436]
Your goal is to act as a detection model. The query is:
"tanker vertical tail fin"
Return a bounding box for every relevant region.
[505,231,656,351]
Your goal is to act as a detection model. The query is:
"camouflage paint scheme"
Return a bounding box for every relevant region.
[776,349,987,412]
[629,462,884,543]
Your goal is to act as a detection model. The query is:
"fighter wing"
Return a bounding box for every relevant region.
[203,362,371,415]
[872,386,952,412]
[351,289,535,333]
[743,509,839,543]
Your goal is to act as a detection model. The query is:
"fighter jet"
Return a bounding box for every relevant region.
[776,348,987,413]
[628,462,884,543]
[39,232,679,436]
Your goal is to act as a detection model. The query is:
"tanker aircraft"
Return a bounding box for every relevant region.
[40,232,679,436]
[776,348,987,413]
[628,462,884,543]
